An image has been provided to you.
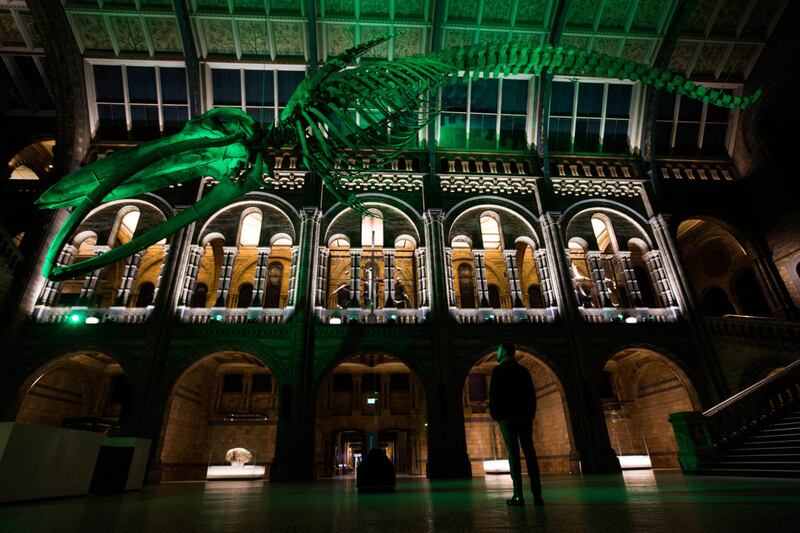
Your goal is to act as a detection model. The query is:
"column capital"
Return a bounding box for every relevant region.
[300,207,322,222]
[423,208,445,224]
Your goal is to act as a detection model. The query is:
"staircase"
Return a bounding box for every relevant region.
[702,404,800,477]
[670,358,800,478]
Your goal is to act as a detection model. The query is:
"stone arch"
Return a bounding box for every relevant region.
[601,347,701,469]
[157,351,279,482]
[14,351,130,431]
[463,347,577,475]
[314,351,428,478]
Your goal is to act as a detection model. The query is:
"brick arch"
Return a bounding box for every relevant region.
[156,350,280,483]
[462,346,577,475]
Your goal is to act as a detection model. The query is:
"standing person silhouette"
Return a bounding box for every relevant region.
[489,343,544,506]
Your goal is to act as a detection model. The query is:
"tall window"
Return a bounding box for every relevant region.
[549,80,633,153]
[238,211,262,246]
[236,283,253,308]
[479,212,503,250]
[92,64,189,140]
[264,262,283,308]
[458,264,476,309]
[655,92,732,156]
[439,77,530,151]
[211,67,305,124]
[361,209,384,248]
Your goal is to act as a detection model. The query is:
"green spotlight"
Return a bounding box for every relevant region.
[69,313,81,324]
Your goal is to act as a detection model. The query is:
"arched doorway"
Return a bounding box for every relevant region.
[463,349,576,475]
[158,352,278,482]
[15,352,129,432]
[602,348,701,469]
[315,353,427,477]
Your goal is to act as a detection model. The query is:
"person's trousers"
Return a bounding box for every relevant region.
[499,417,542,498]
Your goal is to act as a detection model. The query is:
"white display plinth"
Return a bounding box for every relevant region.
[102,437,152,490]
[0,422,105,503]
[617,455,653,469]
[206,465,266,480]
[483,459,511,474]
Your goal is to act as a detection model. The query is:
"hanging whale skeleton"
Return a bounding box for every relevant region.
[36,35,760,281]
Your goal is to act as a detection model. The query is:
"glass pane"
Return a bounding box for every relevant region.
[701,123,728,156]
[674,122,700,154]
[441,82,468,112]
[548,116,572,151]
[499,115,527,150]
[678,96,703,121]
[602,119,629,153]
[501,79,528,114]
[654,121,674,154]
[246,107,275,124]
[573,118,600,152]
[550,81,574,115]
[605,84,632,119]
[94,65,124,103]
[277,70,305,105]
[163,105,189,134]
[212,69,242,106]
[469,113,497,150]
[577,83,603,117]
[97,104,127,139]
[656,92,677,120]
[130,105,160,140]
[245,70,275,106]
[160,67,187,104]
[127,66,157,104]
[439,113,467,148]
[470,78,499,113]
[705,103,730,123]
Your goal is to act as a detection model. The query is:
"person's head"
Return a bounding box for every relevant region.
[497,342,516,363]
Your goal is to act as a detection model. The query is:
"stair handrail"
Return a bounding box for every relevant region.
[704,358,800,417]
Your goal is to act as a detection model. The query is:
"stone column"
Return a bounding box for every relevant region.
[214,246,237,307]
[251,247,271,306]
[539,213,580,320]
[616,251,642,307]
[444,248,456,307]
[178,245,203,307]
[586,252,612,308]
[349,250,361,308]
[421,209,447,318]
[504,250,524,308]
[383,249,395,307]
[533,248,556,307]
[315,247,329,307]
[38,244,76,306]
[151,244,170,303]
[78,246,108,305]
[286,246,300,307]
[114,250,145,306]
[414,247,428,308]
[471,250,490,307]
[649,214,695,313]
[643,250,676,307]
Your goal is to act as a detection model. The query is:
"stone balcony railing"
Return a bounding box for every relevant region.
[451,307,557,324]
[704,315,800,344]
[317,307,426,324]
[32,305,152,324]
[580,306,679,323]
[180,307,290,324]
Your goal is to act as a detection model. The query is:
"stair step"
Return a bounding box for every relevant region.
[734,446,800,454]
[720,455,800,463]
[761,427,800,434]
[768,421,800,428]
[700,468,800,478]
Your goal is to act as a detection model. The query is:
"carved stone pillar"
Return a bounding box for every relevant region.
[504,250,524,308]
[114,250,145,306]
[533,248,556,307]
[214,246,237,307]
[349,250,361,308]
[38,244,76,306]
[251,247,271,306]
[414,247,428,308]
[315,247,329,307]
[152,244,170,303]
[643,250,676,307]
[471,250,490,307]
[383,249,395,307]
[539,212,580,319]
[287,246,299,307]
[586,251,612,308]
[649,214,694,313]
[179,245,203,307]
[79,246,108,305]
[444,248,456,307]
[616,251,642,307]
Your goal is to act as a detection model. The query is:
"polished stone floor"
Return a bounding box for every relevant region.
[1,471,799,532]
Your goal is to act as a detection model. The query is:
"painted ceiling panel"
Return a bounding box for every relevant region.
[361,25,389,58]
[140,0,173,7]
[112,16,149,52]
[360,0,390,18]
[668,40,696,73]
[444,28,473,49]
[620,39,652,64]
[560,34,590,52]
[149,18,183,52]
[599,0,635,29]
[447,0,480,22]
[195,0,230,12]
[514,0,548,26]
[684,0,718,35]
[742,0,782,38]
[710,0,748,35]
[723,43,756,78]
[0,12,25,46]
[482,0,514,24]
[393,27,424,57]
[22,12,42,47]
[270,0,302,13]
[476,30,511,46]
[691,42,727,75]
[591,37,619,57]
[273,21,304,57]
[73,14,113,50]
[394,0,426,19]
[325,0,355,16]
[235,0,267,12]
[239,20,270,57]
[325,24,353,56]
[203,19,237,54]
[630,0,665,32]
[566,0,598,28]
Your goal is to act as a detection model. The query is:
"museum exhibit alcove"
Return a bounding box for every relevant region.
[463,350,577,475]
[14,352,129,431]
[601,348,701,469]
[157,352,278,482]
[315,353,427,478]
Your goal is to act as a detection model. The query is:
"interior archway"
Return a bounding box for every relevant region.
[463,349,576,475]
[158,352,278,482]
[315,353,427,478]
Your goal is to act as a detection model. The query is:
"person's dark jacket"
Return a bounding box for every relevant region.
[489,358,537,421]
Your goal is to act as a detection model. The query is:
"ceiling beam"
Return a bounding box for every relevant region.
[304,0,319,73]
[546,0,571,46]
[172,0,202,117]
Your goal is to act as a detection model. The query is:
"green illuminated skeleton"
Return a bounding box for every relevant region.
[37,36,761,281]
